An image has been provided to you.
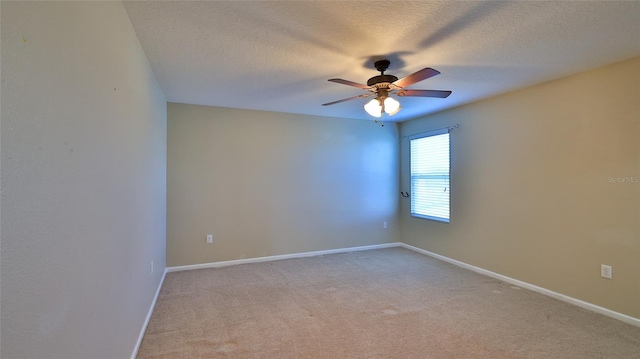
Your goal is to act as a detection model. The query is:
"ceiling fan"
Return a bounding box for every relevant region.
[322,59,451,118]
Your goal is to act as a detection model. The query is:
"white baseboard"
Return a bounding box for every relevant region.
[399,243,640,328]
[166,242,402,273]
[131,269,167,359]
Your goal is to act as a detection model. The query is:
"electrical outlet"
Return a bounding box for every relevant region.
[383,221,388,229]
[601,264,612,279]
[206,234,213,244]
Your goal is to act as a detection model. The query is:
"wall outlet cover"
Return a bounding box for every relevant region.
[601,264,612,279]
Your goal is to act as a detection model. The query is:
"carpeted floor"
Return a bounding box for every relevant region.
[136,247,640,358]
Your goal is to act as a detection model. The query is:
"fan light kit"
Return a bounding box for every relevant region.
[364,92,401,117]
[323,59,452,119]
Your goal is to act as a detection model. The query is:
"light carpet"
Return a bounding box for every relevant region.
[137,247,640,358]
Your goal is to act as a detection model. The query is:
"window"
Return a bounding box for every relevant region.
[409,129,450,223]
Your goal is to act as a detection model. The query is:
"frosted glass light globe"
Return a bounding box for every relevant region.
[364,98,382,117]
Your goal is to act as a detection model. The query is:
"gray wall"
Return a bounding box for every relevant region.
[1,2,167,358]
[167,104,399,267]
[399,57,640,319]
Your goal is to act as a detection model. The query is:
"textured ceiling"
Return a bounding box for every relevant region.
[123,1,640,122]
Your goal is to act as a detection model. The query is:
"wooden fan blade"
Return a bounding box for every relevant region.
[393,68,440,88]
[322,93,372,106]
[398,89,452,98]
[328,78,370,89]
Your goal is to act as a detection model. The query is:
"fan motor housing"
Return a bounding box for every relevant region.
[367,74,398,87]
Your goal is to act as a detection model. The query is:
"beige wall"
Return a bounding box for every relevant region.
[167,104,398,267]
[1,2,167,358]
[399,57,640,319]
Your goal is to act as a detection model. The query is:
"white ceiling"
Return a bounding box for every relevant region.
[123,1,640,122]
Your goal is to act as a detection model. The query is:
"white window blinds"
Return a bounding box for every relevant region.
[409,129,450,223]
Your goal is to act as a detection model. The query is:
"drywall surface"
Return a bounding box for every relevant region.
[399,57,640,319]
[167,104,398,266]
[1,2,166,358]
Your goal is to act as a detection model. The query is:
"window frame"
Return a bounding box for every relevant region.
[408,128,451,223]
